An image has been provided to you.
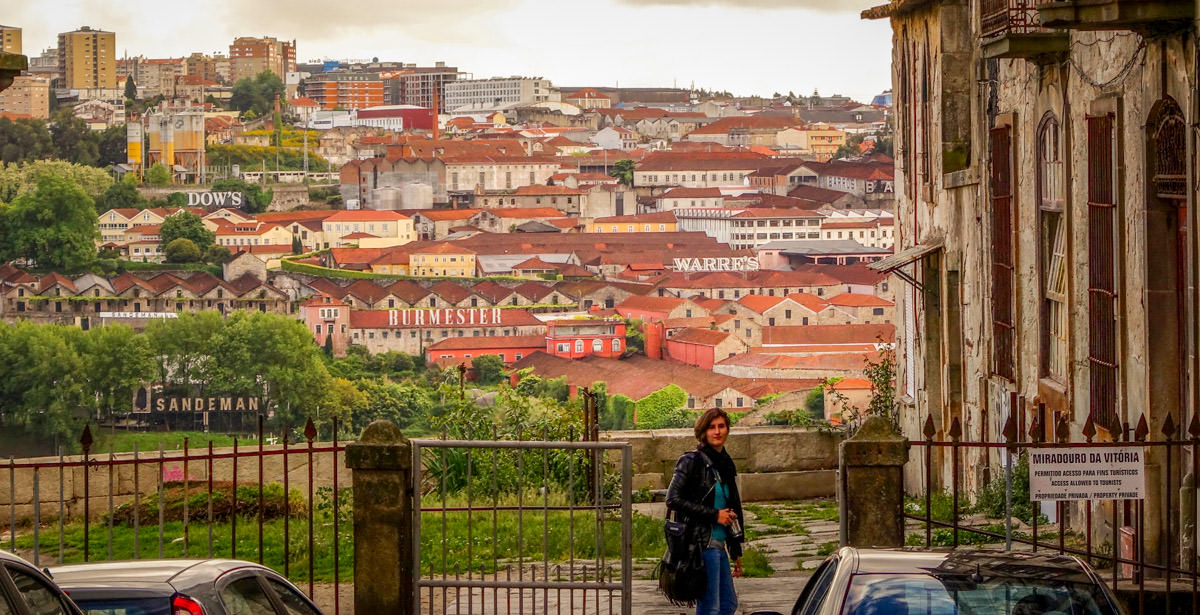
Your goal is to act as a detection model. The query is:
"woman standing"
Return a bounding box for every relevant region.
[665,408,743,615]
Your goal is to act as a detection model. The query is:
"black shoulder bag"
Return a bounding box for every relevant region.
[654,451,717,606]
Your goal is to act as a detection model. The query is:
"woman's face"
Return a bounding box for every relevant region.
[705,416,729,448]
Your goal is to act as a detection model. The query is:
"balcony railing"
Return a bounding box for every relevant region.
[1036,0,1194,30]
[981,0,1044,39]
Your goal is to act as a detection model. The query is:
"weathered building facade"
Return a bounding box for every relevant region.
[866,0,1196,569]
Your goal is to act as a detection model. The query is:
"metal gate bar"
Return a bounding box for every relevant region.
[412,438,632,615]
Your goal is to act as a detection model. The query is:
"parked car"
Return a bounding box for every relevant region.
[48,559,323,615]
[0,550,85,615]
[752,547,1126,615]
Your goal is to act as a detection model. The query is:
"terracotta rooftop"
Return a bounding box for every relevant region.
[426,335,547,351]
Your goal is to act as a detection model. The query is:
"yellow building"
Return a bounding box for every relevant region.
[58,26,116,89]
[776,124,846,162]
[0,75,50,119]
[410,243,477,277]
[321,210,414,248]
[587,212,678,233]
[0,25,21,55]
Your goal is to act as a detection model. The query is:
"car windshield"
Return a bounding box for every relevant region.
[843,573,1118,615]
[71,598,170,615]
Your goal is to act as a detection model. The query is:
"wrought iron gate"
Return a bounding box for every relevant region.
[411,438,633,615]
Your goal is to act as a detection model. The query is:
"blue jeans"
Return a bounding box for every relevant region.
[697,547,737,615]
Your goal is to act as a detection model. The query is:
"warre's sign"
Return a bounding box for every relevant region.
[389,308,504,327]
[187,192,245,208]
[673,256,759,272]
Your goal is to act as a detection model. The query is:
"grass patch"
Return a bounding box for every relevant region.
[903,524,1056,548]
[11,489,663,584]
[904,491,969,523]
[91,431,261,454]
[744,504,809,538]
[788,500,838,522]
[816,541,838,557]
[740,545,774,578]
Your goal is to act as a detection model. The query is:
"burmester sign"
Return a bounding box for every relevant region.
[389,308,504,327]
[673,256,759,272]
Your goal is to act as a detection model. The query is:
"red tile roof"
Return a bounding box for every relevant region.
[762,323,895,346]
[737,295,788,314]
[326,210,411,222]
[825,293,893,307]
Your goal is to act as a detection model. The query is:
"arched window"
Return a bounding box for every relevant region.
[574,339,584,353]
[592,338,603,353]
[612,338,621,353]
[1037,113,1067,382]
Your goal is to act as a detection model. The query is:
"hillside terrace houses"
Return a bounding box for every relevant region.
[98,207,208,244]
[0,268,289,329]
[632,152,775,190]
[818,217,895,249]
[813,159,895,201]
[468,207,570,233]
[321,210,416,248]
[299,277,647,313]
[651,265,891,302]
[683,116,808,148]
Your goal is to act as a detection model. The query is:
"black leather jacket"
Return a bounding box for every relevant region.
[665,449,744,560]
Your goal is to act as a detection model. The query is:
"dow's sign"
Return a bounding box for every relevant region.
[187,192,245,208]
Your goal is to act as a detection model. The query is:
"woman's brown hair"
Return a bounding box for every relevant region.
[694,408,731,443]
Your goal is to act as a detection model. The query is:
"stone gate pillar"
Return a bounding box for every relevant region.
[839,415,909,547]
[346,420,414,614]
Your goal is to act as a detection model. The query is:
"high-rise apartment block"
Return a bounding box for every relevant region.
[58,26,116,89]
[186,52,225,85]
[0,75,50,118]
[443,76,556,111]
[229,36,295,83]
[381,62,459,112]
[0,25,21,55]
[303,72,383,110]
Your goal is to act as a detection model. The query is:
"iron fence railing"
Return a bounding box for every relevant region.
[909,396,1200,614]
[412,437,633,615]
[3,418,349,615]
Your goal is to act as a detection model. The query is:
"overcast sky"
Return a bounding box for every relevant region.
[10,0,892,103]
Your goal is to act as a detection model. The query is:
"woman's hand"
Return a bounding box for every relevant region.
[732,558,743,578]
[717,508,737,525]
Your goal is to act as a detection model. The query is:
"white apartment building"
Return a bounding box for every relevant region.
[444,77,557,110]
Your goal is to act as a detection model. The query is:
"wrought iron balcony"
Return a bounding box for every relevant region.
[1036,0,1194,30]
[980,0,1069,59]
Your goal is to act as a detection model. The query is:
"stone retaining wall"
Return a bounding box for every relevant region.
[1,426,839,524]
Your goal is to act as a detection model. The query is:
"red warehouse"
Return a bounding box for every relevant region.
[545,318,626,359]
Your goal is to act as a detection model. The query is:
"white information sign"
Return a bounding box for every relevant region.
[1028,447,1145,501]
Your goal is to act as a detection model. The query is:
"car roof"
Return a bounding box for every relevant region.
[50,559,271,586]
[845,548,1096,584]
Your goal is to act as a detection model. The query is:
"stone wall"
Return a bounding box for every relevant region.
[607,425,841,500]
[1,426,839,523]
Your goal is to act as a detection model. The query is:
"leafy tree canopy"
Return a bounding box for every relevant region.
[609,159,635,186]
[160,211,214,251]
[163,237,201,262]
[211,178,272,213]
[230,71,286,118]
[0,160,113,203]
[1,174,98,271]
[95,180,147,213]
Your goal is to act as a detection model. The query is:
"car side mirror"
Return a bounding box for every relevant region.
[42,567,52,579]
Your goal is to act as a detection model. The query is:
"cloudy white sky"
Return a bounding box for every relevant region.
[10,0,892,103]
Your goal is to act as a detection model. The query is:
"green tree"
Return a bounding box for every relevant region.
[0,175,98,271]
[471,354,505,386]
[0,160,112,203]
[230,71,285,118]
[163,237,201,262]
[144,311,225,392]
[0,322,90,443]
[634,384,690,429]
[609,159,635,186]
[623,318,645,354]
[78,324,155,423]
[94,124,128,167]
[95,180,146,213]
[0,116,53,163]
[166,192,188,206]
[291,234,303,254]
[146,162,171,186]
[49,108,100,166]
[204,244,232,264]
[159,211,214,251]
[124,76,137,100]
[201,311,333,432]
[318,377,367,435]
